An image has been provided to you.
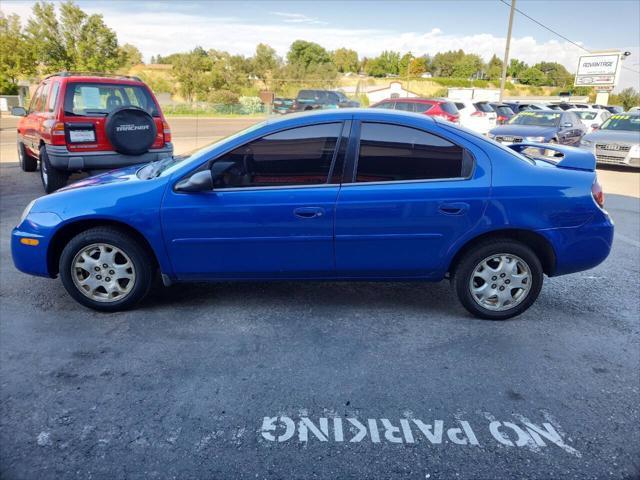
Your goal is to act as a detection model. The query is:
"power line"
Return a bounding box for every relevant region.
[498,0,640,75]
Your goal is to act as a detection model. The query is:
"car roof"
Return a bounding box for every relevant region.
[385,98,445,104]
[265,108,437,126]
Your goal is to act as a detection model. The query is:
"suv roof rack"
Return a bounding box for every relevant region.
[43,71,142,82]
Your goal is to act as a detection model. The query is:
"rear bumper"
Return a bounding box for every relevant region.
[540,210,614,277]
[46,143,173,171]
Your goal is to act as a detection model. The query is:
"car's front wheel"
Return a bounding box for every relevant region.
[59,227,154,312]
[39,145,68,194]
[453,240,543,320]
[18,142,38,172]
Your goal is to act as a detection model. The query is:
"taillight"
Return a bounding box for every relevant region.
[162,120,172,143]
[471,110,486,117]
[497,115,507,123]
[592,178,605,209]
[45,120,66,146]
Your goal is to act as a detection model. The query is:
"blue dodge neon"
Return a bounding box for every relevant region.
[12,109,613,320]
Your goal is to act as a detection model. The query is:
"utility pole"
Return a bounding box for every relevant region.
[499,0,516,102]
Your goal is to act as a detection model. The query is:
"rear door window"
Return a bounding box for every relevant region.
[355,123,470,182]
[46,82,60,112]
[394,101,413,112]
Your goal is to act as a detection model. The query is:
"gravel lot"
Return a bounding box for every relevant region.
[1,116,639,479]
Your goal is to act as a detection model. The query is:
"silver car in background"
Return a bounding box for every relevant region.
[579,113,640,168]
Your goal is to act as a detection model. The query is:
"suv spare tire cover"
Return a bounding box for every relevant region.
[105,106,157,156]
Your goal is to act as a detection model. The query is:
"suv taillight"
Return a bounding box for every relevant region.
[162,120,172,143]
[48,121,66,146]
[592,178,605,209]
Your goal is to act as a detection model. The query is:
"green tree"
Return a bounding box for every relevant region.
[432,50,465,77]
[118,43,143,68]
[25,1,121,73]
[611,87,640,110]
[486,54,503,81]
[251,43,279,84]
[0,13,35,94]
[507,58,528,79]
[451,54,484,79]
[287,40,331,68]
[399,52,413,76]
[332,48,358,73]
[532,62,572,87]
[364,50,400,77]
[170,47,212,101]
[519,66,547,86]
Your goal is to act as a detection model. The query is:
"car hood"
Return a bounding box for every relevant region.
[489,125,557,137]
[582,129,640,144]
[57,164,143,192]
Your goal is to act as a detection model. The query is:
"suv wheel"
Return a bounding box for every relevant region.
[18,142,38,172]
[59,227,154,312]
[453,240,543,320]
[39,145,68,193]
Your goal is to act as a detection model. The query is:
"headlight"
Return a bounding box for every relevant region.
[629,144,640,156]
[581,139,593,147]
[18,199,36,226]
[525,136,545,142]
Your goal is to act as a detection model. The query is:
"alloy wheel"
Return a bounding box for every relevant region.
[469,253,532,311]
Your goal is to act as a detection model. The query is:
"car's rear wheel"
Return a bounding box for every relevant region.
[18,142,38,172]
[39,145,68,194]
[59,227,154,312]
[453,240,543,320]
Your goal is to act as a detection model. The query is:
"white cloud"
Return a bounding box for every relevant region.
[2,1,638,90]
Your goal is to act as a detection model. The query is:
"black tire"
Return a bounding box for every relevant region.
[59,227,154,312]
[39,146,68,194]
[18,142,37,172]
[452,239,544,320]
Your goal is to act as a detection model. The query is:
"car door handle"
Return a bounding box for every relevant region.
[294,207,325,219]
[438,202,469,215]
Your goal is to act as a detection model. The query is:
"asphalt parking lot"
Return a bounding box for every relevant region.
[0,116,639,479]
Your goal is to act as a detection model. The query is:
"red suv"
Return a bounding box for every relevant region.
[370,98,460,123]
[12,72,173,193]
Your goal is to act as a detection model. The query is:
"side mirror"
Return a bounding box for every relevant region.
[11,106,27,117]
[563,122,573,128]
[175,170,213,193]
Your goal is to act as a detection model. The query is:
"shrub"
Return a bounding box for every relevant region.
[207,89,239,105]
[239,96,264,114]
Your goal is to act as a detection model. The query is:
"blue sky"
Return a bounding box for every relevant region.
[2,0,639,89]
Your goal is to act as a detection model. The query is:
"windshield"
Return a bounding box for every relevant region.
[508,111,561,127]
[599,114,640,131]
[573,111,598,120]
[137,121,267,179]
[64,82,159,117]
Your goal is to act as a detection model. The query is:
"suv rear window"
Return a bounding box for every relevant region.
[64,82,159,117]
[441,102,459,115]
[474,102,494,113]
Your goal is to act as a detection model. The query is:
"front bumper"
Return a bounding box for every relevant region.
[46,143,173,171]
[11,212,63,278]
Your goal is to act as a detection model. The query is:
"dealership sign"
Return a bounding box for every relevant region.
[574,52,622,87]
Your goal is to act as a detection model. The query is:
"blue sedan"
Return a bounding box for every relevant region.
[11,109,613,320]
[488,110,587,146]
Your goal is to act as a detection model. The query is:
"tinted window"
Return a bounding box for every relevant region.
[375,101,395,109]
[441,102,459,115]
[413,103,433,113]
[600,114,640,131]
[394,101,413,112]
[454,102,465,110]
[64,82,159,117]
[212,123,342,188]
[356,123,467,183]
[474,102,494,113]
[495,106,514,116]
